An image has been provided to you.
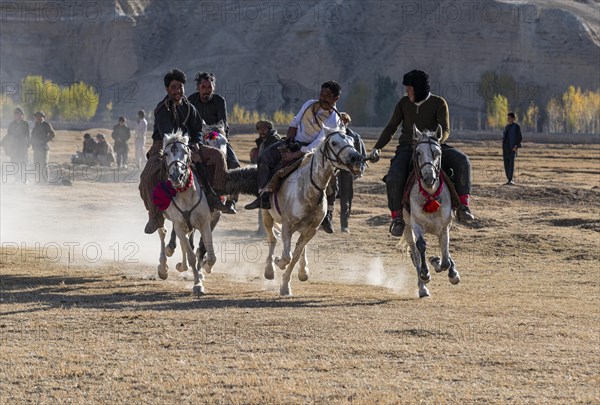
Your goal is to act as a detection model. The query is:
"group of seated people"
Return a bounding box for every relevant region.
[71,133,115,166]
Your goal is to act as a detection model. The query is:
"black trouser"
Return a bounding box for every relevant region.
[338,171,354,228]
[226,143,240,169]
[256,140,284,190]
[503,148,516,182]
[385,143,472,212]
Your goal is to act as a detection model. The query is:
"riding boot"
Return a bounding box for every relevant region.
[144,211,165,234]
[206,190,235,214]
[389,209,404,237]
[320,210,334,234]
[245,192,271,210]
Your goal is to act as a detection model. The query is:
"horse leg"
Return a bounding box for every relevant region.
[166,227,177,257]
[439,227,460,285]
[275,223,292,270]
[404,223,429,298]
[175,231,190,273]
[175,225,202,296]
[198,221,216,279]
[262,210,277,280]
[298,247,309,282]
[280,229,316,296]
[157,226,169,280]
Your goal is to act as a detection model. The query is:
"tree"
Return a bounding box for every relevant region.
[20,75,59,119]
[374,75,399,126]
[56,81,99,121]
[521,102,539,132]
[486,94,508,130]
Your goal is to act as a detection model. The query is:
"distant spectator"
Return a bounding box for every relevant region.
[135,109,148,167]
[502,112,522,185]
[95,133,115,166]
[337,112,366,233]
[72,133,97,165]
[1,107,30,166]
[112,116,131,169]
[30,111,55,169]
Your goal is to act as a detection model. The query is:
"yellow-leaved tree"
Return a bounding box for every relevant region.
[486,94,508,130]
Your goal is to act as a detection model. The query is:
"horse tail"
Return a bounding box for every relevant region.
[225,164,259,196]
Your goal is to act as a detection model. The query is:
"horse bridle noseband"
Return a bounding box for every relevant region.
[414,137,442,177]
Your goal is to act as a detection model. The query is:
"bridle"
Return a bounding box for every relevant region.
[163,138,202,230]
[309,132,356,193]
[413,136,442,180]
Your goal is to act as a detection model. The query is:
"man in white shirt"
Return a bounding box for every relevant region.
[134,109,148,167]
[245,81,342,211]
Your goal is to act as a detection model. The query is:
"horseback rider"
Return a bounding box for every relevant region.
[139,68,235,235]
[244,81,343,225]
[369,69,474,237]
[188,71,241,211]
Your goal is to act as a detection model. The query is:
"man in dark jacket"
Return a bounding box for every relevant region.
[30,111,55,169]
[337,112,367,233]
[2,107,30,166]
[502,112,523,185]
[188,71,240,170]
[370,69,474,237]
[250,120,282,236]
[251,120,281,163]
[112,116,131,168]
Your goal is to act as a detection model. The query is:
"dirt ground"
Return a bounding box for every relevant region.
[0,129,599,404]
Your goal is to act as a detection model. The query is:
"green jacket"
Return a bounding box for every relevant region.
[374,94,450,149]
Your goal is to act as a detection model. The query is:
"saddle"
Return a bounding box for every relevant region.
[402,170,460,213]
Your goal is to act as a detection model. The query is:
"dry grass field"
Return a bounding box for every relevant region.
[1,129,599,403]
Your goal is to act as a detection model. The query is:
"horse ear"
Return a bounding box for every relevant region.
[201,119,207,132]
[216,120,225,131]
[413,124,421,141]
[182,134,189,144]
[435,124,443,141]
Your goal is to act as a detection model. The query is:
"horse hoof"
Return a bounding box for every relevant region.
[192,285,205,297]
[430,256,443,272]
[157,267,168,280]
[165,246,175,257]
[449,272,460,285]
[298,271,309,282]
[419,271,431,284]
[175,262,187,272]
[279,284,292,296]
[264,269,275,280]
[275,257,289,270]
[419,288,430,298]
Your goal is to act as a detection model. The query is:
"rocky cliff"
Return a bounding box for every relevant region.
[1,0,598,127]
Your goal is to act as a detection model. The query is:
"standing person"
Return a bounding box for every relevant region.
[112,116,131,169]
[135,109,148,167]
[244,80,343,224]
[139,68,234,235]
[250,120,282,236]
[30,111,55,170]
[337,112,366,233]
[502,112,522,185]
[1,107,30,167]
[188,71,240,170]
[369,69,474,237]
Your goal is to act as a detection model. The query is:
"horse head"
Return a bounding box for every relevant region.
[202,120,228,155]
[163,130,192,188]
[321,126,363,176]
[413,124,443,189]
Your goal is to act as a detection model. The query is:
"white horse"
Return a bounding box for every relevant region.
[262,129,364,296]
[158,131,218,296]
[404,125,460,298]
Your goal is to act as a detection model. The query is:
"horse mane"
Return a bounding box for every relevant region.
[163,129,189,147]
